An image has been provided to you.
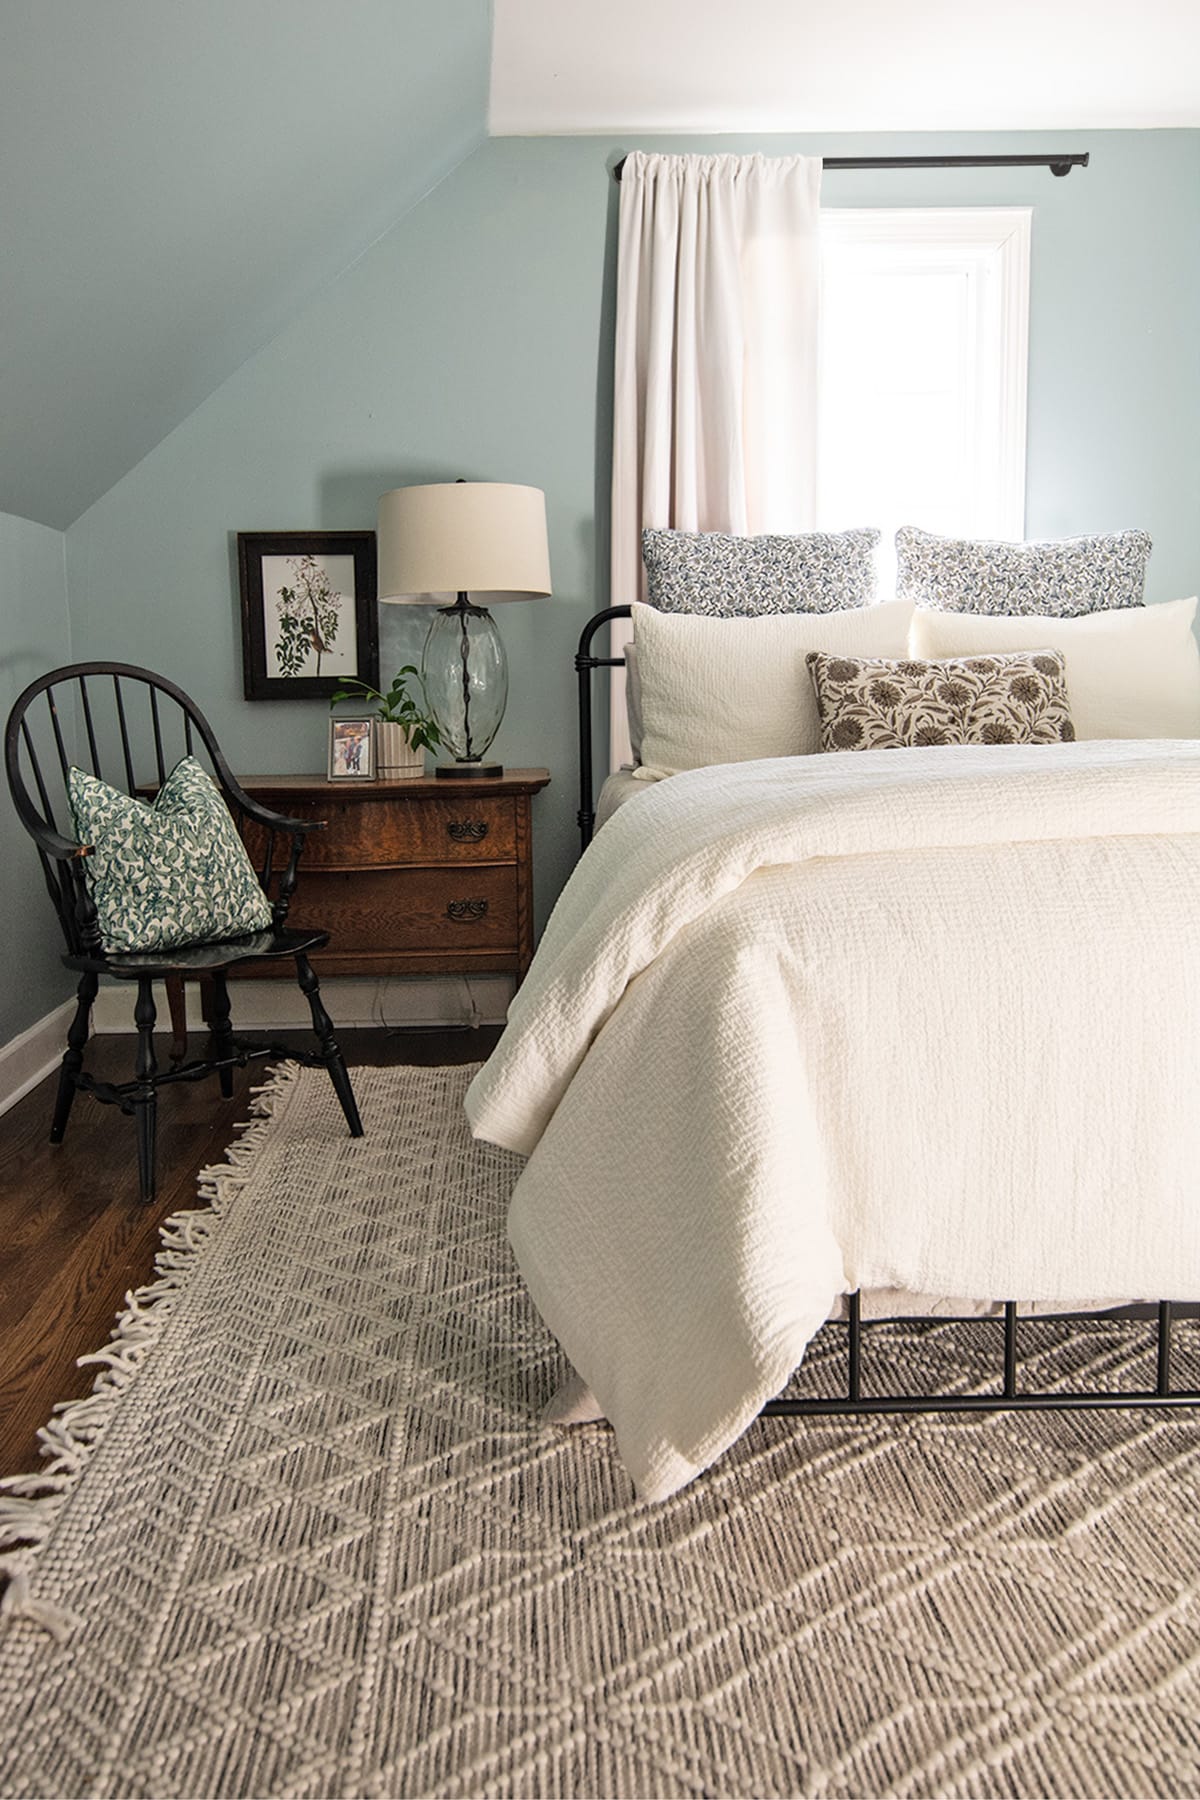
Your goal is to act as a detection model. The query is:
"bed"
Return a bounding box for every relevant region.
[468,556,1200,1502]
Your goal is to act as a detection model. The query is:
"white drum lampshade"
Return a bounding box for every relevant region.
[376,482,552,778]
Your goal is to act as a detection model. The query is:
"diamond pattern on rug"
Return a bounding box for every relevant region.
[1,1062,1199,1799]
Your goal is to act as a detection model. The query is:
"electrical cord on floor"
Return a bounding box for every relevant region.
[373,975,486,1035]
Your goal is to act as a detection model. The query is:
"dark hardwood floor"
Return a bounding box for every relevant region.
[0,1025,502,1482]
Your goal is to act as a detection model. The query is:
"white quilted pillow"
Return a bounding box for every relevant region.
[632,599,914,774]
[909,597,1200,739]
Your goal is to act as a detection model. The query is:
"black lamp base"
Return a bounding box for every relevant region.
[436,760,504,779]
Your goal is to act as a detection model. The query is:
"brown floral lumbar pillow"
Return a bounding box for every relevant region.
[806,648,1076,751]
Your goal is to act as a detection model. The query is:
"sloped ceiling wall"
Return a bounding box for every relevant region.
[0,0,490,529]
[7,0,1195,533]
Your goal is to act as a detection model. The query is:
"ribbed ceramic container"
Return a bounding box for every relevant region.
[374,721,425,779]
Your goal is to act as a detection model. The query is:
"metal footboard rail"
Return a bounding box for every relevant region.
[760,1296,1200,1417]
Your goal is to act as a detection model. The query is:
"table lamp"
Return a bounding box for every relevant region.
[376,481,552,778]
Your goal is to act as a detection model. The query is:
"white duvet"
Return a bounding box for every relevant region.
[466,742,1200,1500]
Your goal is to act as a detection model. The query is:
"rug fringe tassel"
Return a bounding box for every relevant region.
[0,1060,303,1640]
[0,1557,80,1643]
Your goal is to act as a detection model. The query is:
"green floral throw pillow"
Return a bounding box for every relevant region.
[67,756,273,954]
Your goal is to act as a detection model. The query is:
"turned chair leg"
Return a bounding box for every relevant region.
[164,973,189,1063]
[294,952,364,1138]
[133,976,159,1205]
[209,970,236,1098]
[50,970,99,1144]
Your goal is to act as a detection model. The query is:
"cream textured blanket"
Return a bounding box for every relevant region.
[466,742,1200,1499]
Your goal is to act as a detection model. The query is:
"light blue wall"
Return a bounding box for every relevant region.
[1,0,491,527]
[1,512,73,1040]
[65,130,1200,938]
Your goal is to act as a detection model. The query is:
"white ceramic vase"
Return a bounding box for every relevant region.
[374,720,425,780]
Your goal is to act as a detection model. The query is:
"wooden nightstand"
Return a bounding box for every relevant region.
[234,769,550,981]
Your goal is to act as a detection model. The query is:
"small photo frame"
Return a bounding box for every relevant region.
[328,717,376,781]
[238,530,379,701]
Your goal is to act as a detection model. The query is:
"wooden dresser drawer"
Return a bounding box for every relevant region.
[230,767,548,980]
[244,791,517,870]
[288,865,520,953]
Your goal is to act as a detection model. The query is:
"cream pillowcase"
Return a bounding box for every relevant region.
[632,599,914,774]
[909,597,1200,739]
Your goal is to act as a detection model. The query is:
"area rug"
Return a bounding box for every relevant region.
[2,1065,1200,1800]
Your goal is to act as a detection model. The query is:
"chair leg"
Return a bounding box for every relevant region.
[133,976,159,1205]
[165,973,189,1063]
[209,970,236,1098]
[50,970,100,1144]
[294,953,364,1138]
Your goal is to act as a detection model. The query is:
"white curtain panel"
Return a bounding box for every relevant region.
[608,151,823,766]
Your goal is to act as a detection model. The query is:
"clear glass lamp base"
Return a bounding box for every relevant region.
[422,600,508,778]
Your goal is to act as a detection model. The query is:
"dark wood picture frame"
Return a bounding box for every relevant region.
[237,530,379,701]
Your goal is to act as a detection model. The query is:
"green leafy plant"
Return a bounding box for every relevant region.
[330,665,441,753]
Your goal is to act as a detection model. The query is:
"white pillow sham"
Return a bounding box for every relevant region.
[909,597,1200,739]
[632,599,914,773]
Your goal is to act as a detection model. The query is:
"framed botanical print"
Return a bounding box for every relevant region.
[238,530,379,701]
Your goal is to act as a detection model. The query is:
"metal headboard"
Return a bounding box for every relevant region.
[575,605,632,854]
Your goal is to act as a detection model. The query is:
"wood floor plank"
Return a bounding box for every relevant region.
[0,1026,500,1480]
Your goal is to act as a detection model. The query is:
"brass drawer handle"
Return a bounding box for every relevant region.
[447,819,489,843]
[447,898,489,923]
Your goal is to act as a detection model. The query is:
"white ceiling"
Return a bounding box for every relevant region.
[490,0,1200,133]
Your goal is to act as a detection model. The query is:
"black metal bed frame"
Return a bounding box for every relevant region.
[574,604,1199,1419]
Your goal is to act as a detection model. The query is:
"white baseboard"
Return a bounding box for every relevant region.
[0,999,73,1117]
[90,973,514,1035]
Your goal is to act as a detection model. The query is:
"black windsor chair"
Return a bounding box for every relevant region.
[4,662,364,1202]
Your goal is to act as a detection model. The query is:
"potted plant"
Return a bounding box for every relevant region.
[330,666,441,779]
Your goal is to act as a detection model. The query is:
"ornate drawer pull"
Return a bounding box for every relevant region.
[446,898,489,923]
[447,819,488,843]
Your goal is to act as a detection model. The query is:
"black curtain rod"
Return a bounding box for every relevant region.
[613,152,1089,180]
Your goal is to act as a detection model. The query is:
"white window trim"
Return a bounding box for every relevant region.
[819,207,1032,541]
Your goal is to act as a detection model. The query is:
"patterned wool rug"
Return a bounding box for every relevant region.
[2,1063,1200,1800]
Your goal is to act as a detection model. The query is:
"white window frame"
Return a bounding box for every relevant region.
[817,207,1032,542]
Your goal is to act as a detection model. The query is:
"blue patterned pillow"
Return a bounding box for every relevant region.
[68,756,273,954]
[895,526,1151,617]
[641,526,879,615]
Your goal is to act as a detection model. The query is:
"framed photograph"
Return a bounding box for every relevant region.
[238,530,379,701]
[327,716,376,781]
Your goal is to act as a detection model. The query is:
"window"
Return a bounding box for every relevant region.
[817,209,1031,588]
